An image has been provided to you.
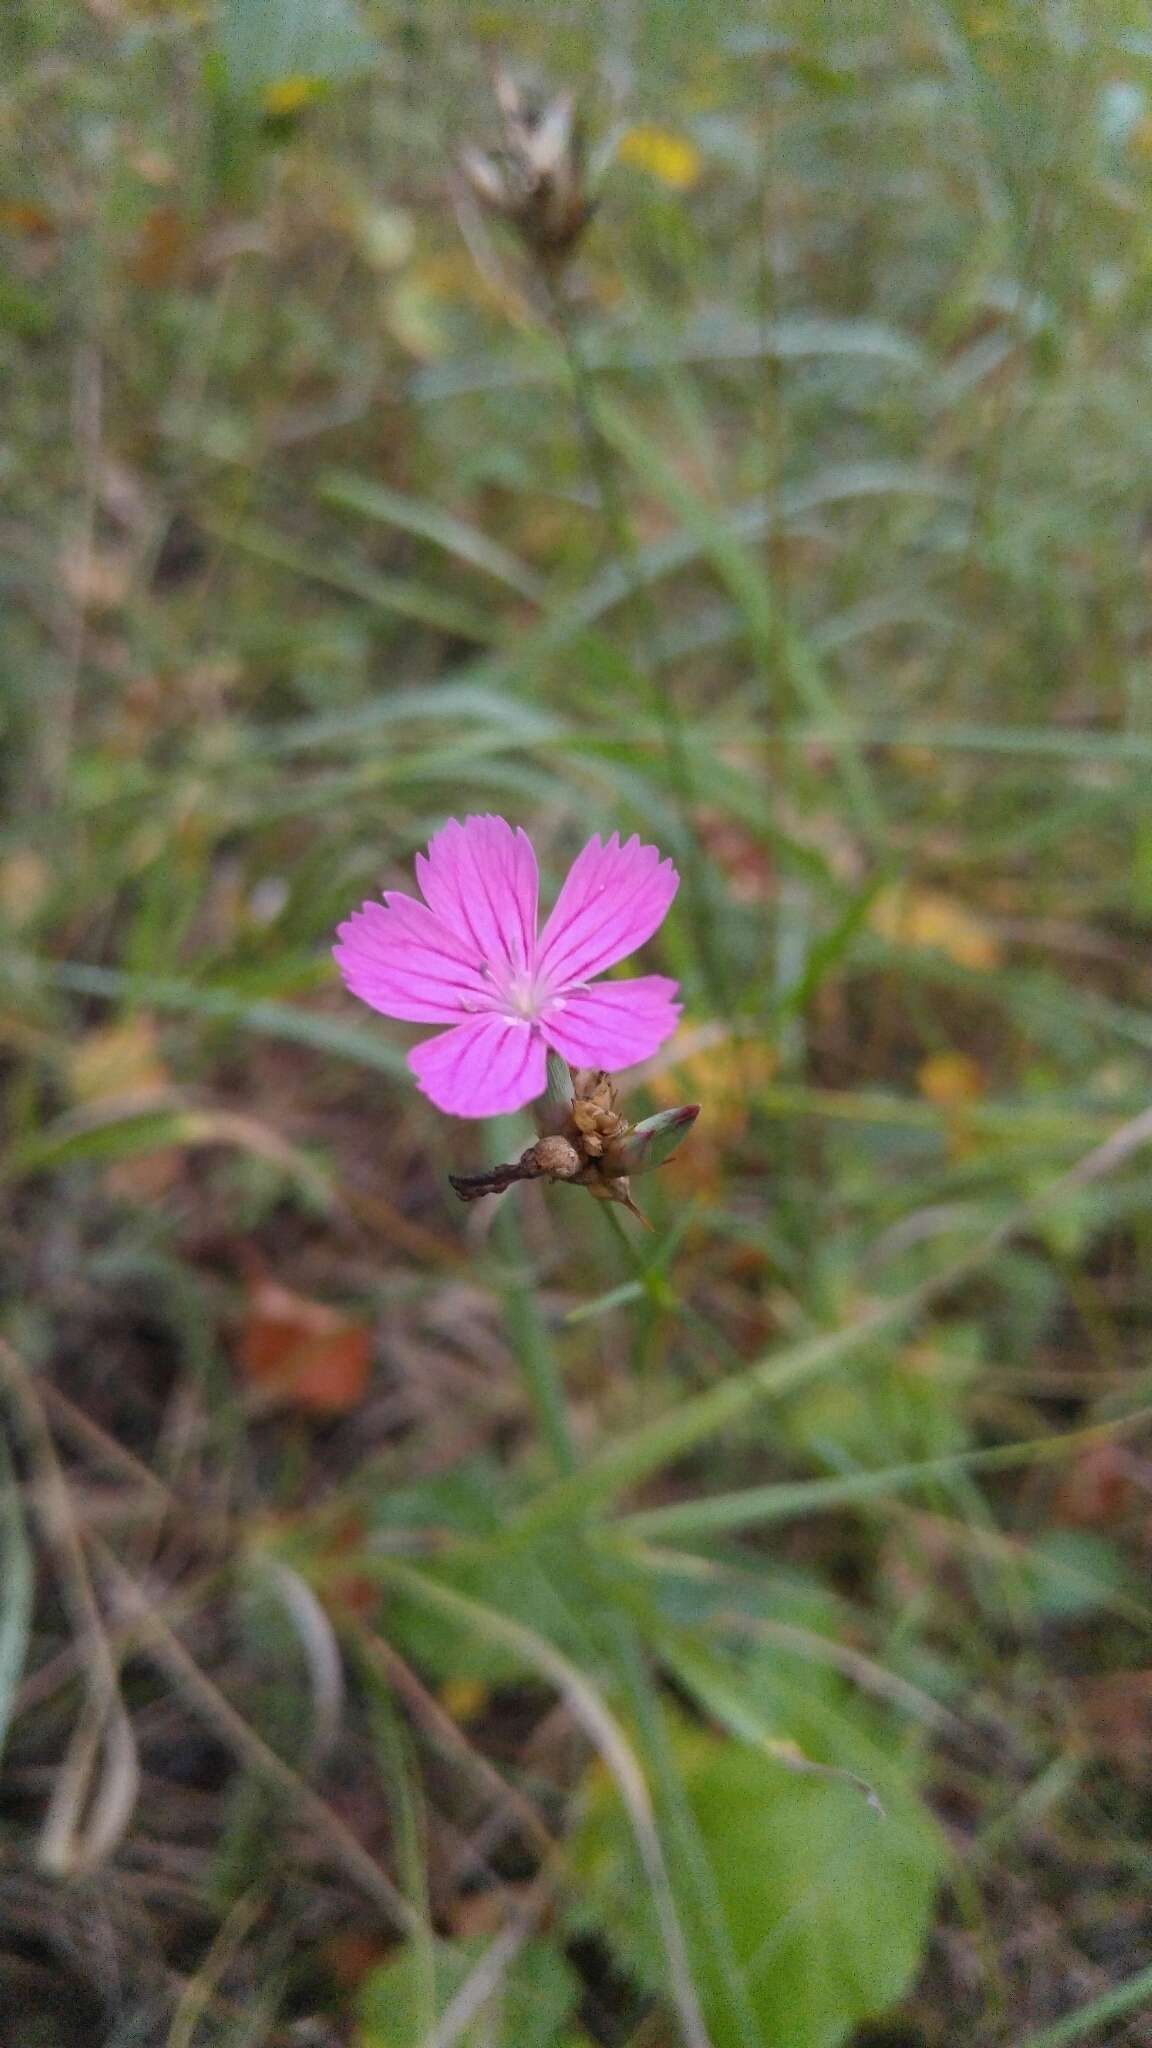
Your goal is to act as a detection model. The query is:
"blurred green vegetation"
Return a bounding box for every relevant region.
[4,1,1152,2043]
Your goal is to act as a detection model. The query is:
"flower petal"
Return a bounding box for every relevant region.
[333,893,493,1023]
[540,976,680,1070]
[415,815,539,975]
[536,834,678,989]
[408,1015,547,1118]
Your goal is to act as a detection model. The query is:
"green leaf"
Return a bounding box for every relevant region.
[500,1305,921,1547]
[216,0,377,97]
[213,521,500,643]
[571,1715,942,2048]
[618,1403,1152,1546]
[0,1429,32,1767]
[368,1467,609,1683]
[1025,1531,1132,1621]
[357,1938,578,2048]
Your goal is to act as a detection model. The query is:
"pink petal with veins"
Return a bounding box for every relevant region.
[333,894,491,1023]
[540,975,681,1070]
[407,1013,547,1118]
[415,815,539,973]
[334,817,682,1117]
[536,834,679,990]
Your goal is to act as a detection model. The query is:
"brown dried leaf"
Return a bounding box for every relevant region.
[1075,1669,1152,1773]
[127,205,191,288]
[238,1280,373,1415]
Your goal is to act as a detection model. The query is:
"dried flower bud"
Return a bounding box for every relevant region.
[450,1063,695,1225]
[567,1069,626,1151]
[572,1068,617,1109]
[527,1135,582,1181]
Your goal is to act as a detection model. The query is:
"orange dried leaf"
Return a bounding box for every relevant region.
[0,201,56,237]
[239,1280,373,1415]
[916,1051,986,1107]
[1053,1443,1137,1528]
[0,850,52,927]
[127,205,190,288]
[651,1032,775,1138]
[324,1930,390,1991]
[1075,1670,1152,1774]
[870,886,1001,972]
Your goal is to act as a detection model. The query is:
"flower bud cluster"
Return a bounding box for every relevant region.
[448,1065,698,1226]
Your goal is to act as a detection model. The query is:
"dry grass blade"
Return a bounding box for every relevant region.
[355,1630,557,1868]
[165,1887,266,2048]
[260,1560,347,1769]
[0,1340,141,1875]
[93,1545,422,1938]
[425,1887,554,2048]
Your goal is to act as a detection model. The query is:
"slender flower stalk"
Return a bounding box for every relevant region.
[541,270,729,1015]
[458,73,727,1011]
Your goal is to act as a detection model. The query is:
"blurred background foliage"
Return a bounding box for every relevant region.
[4,0,1152,2042]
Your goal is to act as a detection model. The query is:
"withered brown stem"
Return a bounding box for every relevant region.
[447,1160,540,1202]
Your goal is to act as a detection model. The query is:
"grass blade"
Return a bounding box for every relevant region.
[320,471,547,602]
[11,959,409,1077]
[1018,1960,1152,2048]
[0,1428,33,1767]
[617,1406,1152,1545]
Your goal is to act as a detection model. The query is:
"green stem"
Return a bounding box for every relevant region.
[495,1204,578,1477]
[544,273,729,1013]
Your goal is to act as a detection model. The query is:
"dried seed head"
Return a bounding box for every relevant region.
[448,1065,695,1225]
[461,71,595,264]
[527,1134,583,1181]
[571,1101,628,1156]
[568,1068,628,1153]
[572,1068,617,1108]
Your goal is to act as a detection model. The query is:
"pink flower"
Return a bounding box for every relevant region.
[333,814,680,1118]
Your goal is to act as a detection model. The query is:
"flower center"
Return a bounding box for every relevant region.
[501,969,544,1020]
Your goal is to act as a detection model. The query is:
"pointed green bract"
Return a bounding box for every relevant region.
[602,1103,700,1176]
[545,1051,574,1105]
